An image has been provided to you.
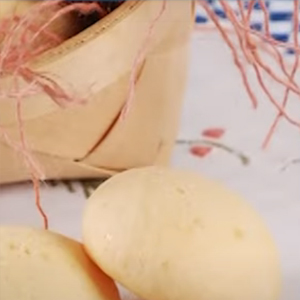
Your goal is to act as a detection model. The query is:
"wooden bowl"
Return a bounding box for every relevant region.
[0,0,194,184]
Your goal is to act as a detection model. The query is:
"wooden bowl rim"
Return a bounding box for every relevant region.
[31,0,142,67]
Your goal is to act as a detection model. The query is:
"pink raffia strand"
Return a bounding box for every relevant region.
[197,0,300,144]
[263,0,300,148]
[120,0,167,119]
[16,80,49,229]
[194,23,300,70]
[19,68,86,107]
[221,0,300,130]
[0,1,104,229]
[0,78,47,228]
[198,0,258,108]
[194,23,300,69]
[0,124,44,180]
[0,126,47,230]
[219,0,300,124]
[246,0,255,23]
[254,0,299,90]
[220,0,300,101]
[239,0,300,93]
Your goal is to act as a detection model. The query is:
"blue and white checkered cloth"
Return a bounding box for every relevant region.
[195,0,300,56]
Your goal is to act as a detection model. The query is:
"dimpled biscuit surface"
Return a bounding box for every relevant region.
[83,166,281,300]
[0,226,121,300]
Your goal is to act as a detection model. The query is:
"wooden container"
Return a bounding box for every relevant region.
[0,0,194,184]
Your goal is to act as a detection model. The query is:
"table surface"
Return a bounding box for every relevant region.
[0,7,300,300]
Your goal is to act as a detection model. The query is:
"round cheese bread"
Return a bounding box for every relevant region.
[0,226,120,300]
[83,166,281,300]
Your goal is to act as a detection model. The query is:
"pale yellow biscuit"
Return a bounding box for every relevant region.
[0,226,121,300]
[83,166,281,300]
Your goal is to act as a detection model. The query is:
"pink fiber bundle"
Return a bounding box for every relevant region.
[0,1,114,228]
[196,0,300,147]
[0,0,167,228]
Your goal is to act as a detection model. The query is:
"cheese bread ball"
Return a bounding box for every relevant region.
[83,166,281,300]
[0,226,121,300]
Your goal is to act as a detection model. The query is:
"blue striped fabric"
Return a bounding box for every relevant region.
[195,0,300,56]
